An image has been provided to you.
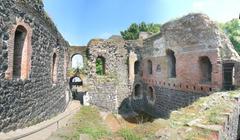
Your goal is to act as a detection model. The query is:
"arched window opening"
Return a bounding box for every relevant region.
[166,49,176,78]
[70,76,83,86]
[156,64,161,72]
[147,86,155,102]
[199,56,212,83]
[71,54,83,69]
[52,53,58,83]
[223,63,235,90]
[147,60,152,75]
[134,84,142,98]
[13,26,27,79]
[134,61,140,74]
[96,56,105,75]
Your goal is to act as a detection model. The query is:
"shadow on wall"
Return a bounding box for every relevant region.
[118,75,207,122]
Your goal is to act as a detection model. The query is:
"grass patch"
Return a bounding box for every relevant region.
[169,90,239,127]
[134,121,168,139]
[184,127,211,140]
[203,101,234,125]
[117,128,142,140]
[48,90,240,140]
[53,106,111,140]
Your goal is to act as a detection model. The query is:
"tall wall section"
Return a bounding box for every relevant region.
[86,37,130,112]
[0,0,69,132]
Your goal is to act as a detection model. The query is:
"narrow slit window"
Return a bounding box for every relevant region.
[166,49,176,78]
[13,26,27,79]
[96,56,105,75]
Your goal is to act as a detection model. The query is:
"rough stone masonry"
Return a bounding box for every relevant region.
[0,0,69,132]
[128,13,240,118]
[79,14,240,118]
[0,0,240,136]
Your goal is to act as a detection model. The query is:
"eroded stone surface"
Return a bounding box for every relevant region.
[0,0,69,132]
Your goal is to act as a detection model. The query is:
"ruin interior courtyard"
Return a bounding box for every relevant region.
[0,0,240,140]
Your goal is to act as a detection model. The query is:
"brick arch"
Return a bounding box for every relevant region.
[5,19,32,80]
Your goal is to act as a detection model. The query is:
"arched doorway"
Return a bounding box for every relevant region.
[134,61,140,75]
[69,76,84,103]
[223,63,235,90]
[71,54,83,69]
[70,76,83,86]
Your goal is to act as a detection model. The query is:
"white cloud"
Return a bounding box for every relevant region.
[191,0,239,22]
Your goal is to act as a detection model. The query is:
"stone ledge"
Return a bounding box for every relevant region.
[0,101,81,140]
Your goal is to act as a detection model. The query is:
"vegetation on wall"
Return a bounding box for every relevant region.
[219,19,240,54]
[96,57,105,75]
[120,22,161,40]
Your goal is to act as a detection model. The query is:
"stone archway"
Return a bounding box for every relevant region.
[67,46,87,71]
[71,53,84,69]
[69,76,84,103]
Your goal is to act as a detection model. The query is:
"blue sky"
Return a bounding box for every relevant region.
[43,0,239,46]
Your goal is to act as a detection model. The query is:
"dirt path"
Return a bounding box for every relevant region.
[102,113,137,132]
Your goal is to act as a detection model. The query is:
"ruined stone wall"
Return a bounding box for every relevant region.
[0,0,69,132]
[130,81,206,118]
[219,100,240,140]
[86,37,130,112]
[126,14,240,118]
[235,62,240,88]
[139,14,240,93]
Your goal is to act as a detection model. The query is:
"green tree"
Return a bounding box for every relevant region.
[219,19,240,53]
[121,22,161,40]
[139,22,148,32]
[148,23,161,33]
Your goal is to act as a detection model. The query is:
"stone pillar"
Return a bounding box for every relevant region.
[128,51,137,83]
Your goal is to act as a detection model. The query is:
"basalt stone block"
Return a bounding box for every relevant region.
[2,41,8,50]
[2,50,7,58]
[1,62,7,71]
[2,32,9,40]
[0,0,68,133]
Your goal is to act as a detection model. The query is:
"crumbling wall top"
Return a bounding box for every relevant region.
[143,13,240,61]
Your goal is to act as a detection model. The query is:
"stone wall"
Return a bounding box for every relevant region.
[0,0,69,132]
[130,82,206,118]
[140,14,240,93]
[86,36,130,112]
[123,14,240,119]
[235,61,240,88]
[219,100,239,140]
